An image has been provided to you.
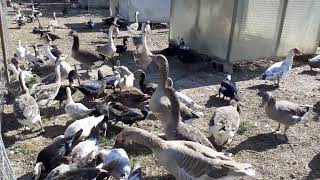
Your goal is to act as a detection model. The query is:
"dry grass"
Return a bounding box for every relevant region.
[1,2,320,180]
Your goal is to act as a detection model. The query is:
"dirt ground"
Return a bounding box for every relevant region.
[1,2,320,180]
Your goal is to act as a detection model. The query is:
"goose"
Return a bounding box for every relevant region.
[132,21,149,51]
[69,125,100,163]
[108,102,149,126]
[164,86,214,148]
[96,24,117,59]
[149,55,200,125]
[218,74,240,101]
[116,38,128,54]
[260,92,311,137]
[135,69,157,96]
[208,102,241,146]
[308,54,320,71]
[13,71,44,132]
[48,12,58,30]
[65,87,95,121]
[97,148,131,179]
[133,23,153,69]
[262,48,302,86]
[69,31,105,70]
[15,40,27,60]
[116,127,255,180]
[31,58,63,107]
[86,19,95,29]
[107,89,150,109]
[64,115,106,140]
[33,130,83,180]
[127,11,139,35]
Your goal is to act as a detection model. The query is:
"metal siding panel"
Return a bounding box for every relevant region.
[170,0,234,60]
[230,0,283,62]
[278,0,320,55]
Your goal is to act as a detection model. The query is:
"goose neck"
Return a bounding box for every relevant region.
[72,35,80,51]
[108,27,114,44]
[19,72,29,94]
[55,61,62,84]
[66,88,74,104]
[135,13,138,23]
[126,129,165,151]
[154,56,169,87]
[164,87,180,132]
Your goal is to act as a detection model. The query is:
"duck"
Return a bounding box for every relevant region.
[51,70,78,107]
[86,19,95,29]
[16,16,27,28]
[115,65,135,91]
[65,87,95,121]
[96,148,131,179]
[108,102,149,126]
[74,77,107,99]
[208,102,241,146]
[96,24,117,59]
[46,167,110,180]
[133,23,153,69]
[260,91,311,137]
[107,89,150,109]
[64,115,106,141]
[31,5,42,18]
[15,40,27,60]
[262,48,302,86]
[135,69,157,96]
[62,6,68,17]
[116,38,128,54]
[33,130,83,180]
[97,69,121,91]
[308,54,320,71]
[13,71,44,132]
[8,57,22,81]
[13,9,22,21]
[69,125,100,163]
[116,127,255,180]
[164,86,214,148]
[25,44,44,64]
[175,38,198,64]
[218,74,240,101]
[69,31,105,70]
[31,57,63,107]
[41,32,62,42]
[127,11,139,35]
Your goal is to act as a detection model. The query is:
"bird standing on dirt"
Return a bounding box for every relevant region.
[218,74,240,101]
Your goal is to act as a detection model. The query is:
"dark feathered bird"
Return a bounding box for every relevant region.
[74,78,107,99]
[107,90,150,109]
[86,19,95,29]
[97,69,120,91]
[136,69,157,96]
[218,74,240,101]
[41,32,62,42]
[108,102,149,126]
[160,42,179,57]
[33,130,83,179]
[62,7,68,17]
[116,38,128,54]
[54,70,79,107]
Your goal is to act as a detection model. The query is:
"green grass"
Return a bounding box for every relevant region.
[238,121,253,135]
[14,143,37,155]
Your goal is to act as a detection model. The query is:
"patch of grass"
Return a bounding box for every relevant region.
[238,121,253,135]
[14,143,37,155]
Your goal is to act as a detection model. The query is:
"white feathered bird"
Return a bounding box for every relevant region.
[262,48,302,86]
[15,40,27,60]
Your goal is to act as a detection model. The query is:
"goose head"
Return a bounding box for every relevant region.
[289,48,302,57]
[68,30,77,37]
[259,91,273,107]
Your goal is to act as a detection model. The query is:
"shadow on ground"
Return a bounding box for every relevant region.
[307,153,320,179]
[229,133,288,154]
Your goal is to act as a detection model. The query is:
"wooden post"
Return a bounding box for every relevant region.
[0,2,10,84]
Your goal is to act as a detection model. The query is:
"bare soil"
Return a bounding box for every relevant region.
[1,2,320,180]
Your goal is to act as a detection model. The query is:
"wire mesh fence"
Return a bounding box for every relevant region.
[0,0,16,179]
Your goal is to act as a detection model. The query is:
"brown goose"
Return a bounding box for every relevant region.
[69,31,105,71]
[116,127,255,180]
[260,92,311,136]
[165,86,213,148]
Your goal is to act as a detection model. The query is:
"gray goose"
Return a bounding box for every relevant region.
[14,71,44,132]
[260,92,311,136]
[165,86,214,148]
[116,127,255,180]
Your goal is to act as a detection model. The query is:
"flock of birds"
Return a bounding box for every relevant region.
[5,1,320,180]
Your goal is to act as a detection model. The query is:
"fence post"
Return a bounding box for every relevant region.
[0,1,10,84]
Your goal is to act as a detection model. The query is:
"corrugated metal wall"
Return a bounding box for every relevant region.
[170,0,320,63]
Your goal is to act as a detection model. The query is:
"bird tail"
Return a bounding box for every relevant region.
[222,161,255,178]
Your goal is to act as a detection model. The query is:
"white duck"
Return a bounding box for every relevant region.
[15,40,27,60]
[64,87,95,121]
[96,148,131,179]
[64,115,105,140]
[48,12,58,30]
[262,48,302,86]
[14,71,44,132]
[114,63,135,90]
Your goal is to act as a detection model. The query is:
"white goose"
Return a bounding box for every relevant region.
[96,24,117,59]
[262,48,302,86]
[15,40,27,60]
[64,87,95,121]
[127,11,139,35]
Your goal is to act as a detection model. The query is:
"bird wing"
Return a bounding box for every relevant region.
[82,81,104,90]
[176,123,213,148]
[276,101,309,116]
